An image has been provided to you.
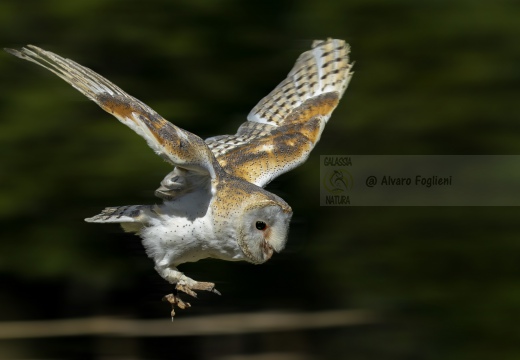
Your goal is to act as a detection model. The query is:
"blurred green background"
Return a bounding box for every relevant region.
[1,0,520,359]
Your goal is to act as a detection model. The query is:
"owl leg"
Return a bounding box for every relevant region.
[156,266,220,318]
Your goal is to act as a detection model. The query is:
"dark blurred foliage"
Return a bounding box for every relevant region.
[1,0,520,359]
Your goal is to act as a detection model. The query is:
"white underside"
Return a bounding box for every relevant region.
[139,190,247,271]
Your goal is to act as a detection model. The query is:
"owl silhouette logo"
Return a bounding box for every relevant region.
[323,169,353,193]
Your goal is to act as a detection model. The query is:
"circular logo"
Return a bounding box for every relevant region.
[323,169,353,194]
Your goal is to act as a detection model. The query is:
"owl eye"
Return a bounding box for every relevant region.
[255,221,267,230]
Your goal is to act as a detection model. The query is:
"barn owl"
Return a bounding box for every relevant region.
[6,39,353,317]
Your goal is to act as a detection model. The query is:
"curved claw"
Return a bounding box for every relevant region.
[212,288,222,296]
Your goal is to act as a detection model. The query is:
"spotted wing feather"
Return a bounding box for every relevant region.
[205,38,353,187]
[85,205,147,223]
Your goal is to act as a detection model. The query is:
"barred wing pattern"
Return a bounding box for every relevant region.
[205,39,353,187]
[6,45,219,180]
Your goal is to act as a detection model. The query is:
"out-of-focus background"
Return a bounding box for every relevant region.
[1,0,520,359]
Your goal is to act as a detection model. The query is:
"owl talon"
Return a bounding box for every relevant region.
[162,293,191,319]
[175,281,220,298]
[162,281,219,317]
[175,283,198,298]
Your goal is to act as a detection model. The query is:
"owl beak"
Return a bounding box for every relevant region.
[269,242,285,254]
[262,240,274,259]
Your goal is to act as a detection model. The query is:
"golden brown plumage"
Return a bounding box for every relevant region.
[5,39,353,317]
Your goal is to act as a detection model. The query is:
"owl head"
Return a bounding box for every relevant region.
[235,192,293,264]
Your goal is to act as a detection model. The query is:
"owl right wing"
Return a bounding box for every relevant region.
[205,39,353,187]
[5,45,219,181]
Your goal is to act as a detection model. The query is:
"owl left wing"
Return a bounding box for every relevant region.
[205,39,353,187]
[6,45,219,180]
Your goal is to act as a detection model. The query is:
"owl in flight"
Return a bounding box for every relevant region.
[6,39,353,317]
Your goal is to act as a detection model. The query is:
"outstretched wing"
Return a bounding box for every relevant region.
[205,38,353,187]
[5,45,219,180]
